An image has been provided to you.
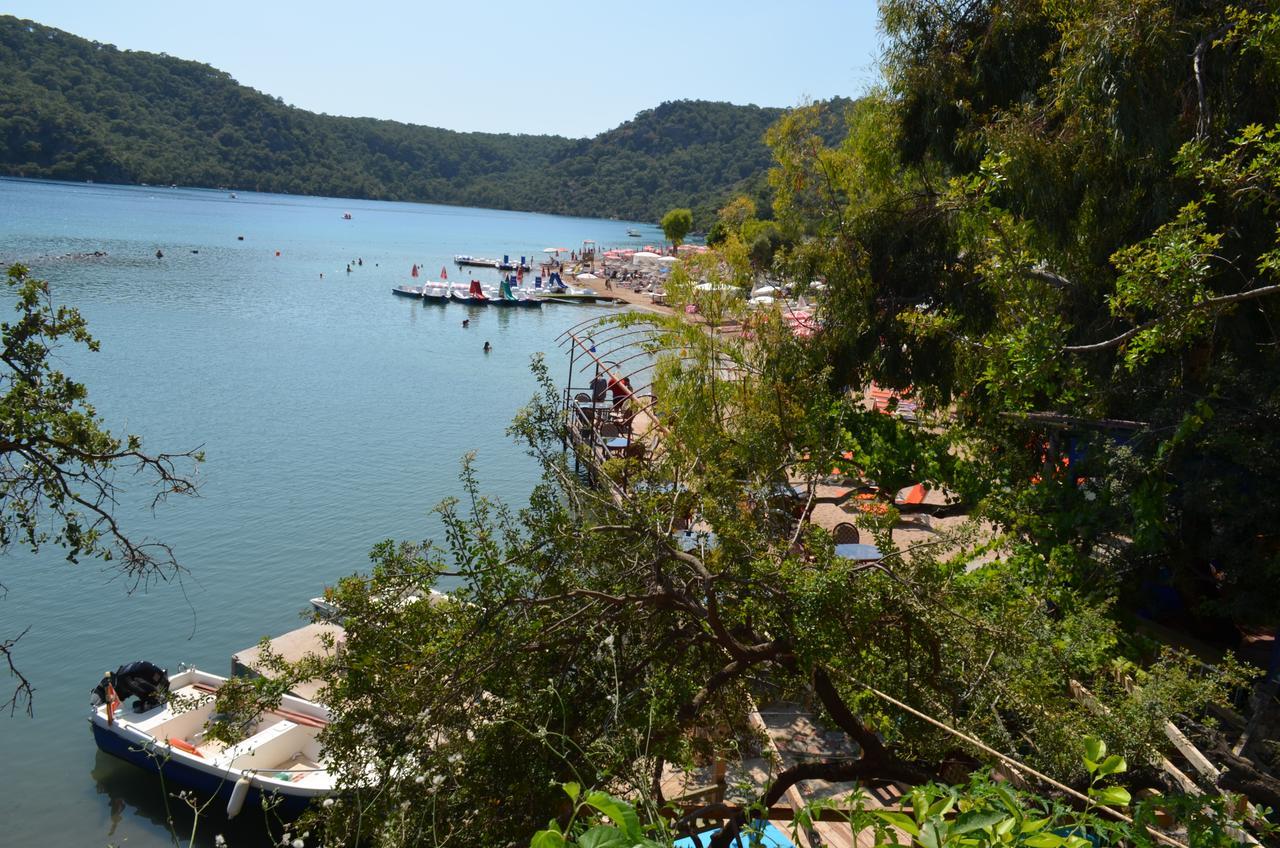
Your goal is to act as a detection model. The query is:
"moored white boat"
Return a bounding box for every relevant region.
[89,666,333,818]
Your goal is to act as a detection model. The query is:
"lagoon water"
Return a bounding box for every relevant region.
[0,178,658,846]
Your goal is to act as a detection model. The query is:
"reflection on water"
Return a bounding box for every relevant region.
[91,750,283,847]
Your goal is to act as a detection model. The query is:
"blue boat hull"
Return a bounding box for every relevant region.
[90,723,313,818]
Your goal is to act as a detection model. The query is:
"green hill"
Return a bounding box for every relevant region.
[0,16,846,224]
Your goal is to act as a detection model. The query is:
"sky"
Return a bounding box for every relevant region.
[4,0,884,137]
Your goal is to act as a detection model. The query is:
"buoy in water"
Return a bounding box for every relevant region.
[227,775,252,818]
[275,250,281,257]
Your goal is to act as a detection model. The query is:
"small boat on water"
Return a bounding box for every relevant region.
[455,254,532,272]
[422,282,452,303]
[342,212,352,220]
[496,278,542,308]
[451,279,492,305]
[392,279,546,307]
[89,664,333,818]
[392,282,456,302]
[627,229,643,237]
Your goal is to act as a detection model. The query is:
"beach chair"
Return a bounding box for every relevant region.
[894,483,927,510]
[573,392,594,431]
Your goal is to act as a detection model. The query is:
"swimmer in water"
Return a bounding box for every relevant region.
[483,341,492,352]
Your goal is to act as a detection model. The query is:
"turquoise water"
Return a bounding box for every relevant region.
[0,178,661,846]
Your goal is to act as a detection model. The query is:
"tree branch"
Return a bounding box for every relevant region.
[702,757,906,848]
[1,626,33,717]
[1064,284,1280,354]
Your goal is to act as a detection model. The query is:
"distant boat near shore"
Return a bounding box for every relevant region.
[393,278,627,307]
[454,254,532,271]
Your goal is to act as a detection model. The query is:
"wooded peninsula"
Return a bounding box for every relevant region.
[0,15,850,227]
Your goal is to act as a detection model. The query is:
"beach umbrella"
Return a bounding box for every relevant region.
[751,285,778,297]
[577,272,600,280]
[544,247,568,253]
[750,295,775,305]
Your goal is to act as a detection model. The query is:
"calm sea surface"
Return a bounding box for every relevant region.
[0,178,660,846]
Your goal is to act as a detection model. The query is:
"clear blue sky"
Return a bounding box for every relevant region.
[6,0,884,137]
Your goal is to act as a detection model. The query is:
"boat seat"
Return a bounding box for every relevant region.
[215,719,297,768]
[225,721,324,775]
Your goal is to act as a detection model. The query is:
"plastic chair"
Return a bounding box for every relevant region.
[832,522,861,544]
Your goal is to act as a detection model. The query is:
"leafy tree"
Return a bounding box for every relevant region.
[1,265,200,713]
[717,195,757,231]
[660,208,693,248]
[759,2,1280,814]
[768,2,1280,627]
[228,307,1251,847]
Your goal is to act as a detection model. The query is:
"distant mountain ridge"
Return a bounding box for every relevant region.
[0,16,850,224]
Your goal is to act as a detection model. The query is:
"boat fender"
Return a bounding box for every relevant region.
[167,737,204,758]
[227,775,252,818]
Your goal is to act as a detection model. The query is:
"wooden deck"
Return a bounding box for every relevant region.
[231,621,345,701]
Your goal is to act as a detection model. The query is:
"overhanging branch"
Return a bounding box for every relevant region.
[1064,284,1280,354]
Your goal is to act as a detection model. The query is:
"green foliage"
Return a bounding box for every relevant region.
[254,310,1251,846]
[770,0,1280,624]
[1,264,200,713]
[660,208,693,247]
[0,264,199,574]
[533,746,1198,848]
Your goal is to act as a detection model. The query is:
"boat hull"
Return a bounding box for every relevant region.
[391,286,422,298]
[91,722,314,818]
[491,296,542,308]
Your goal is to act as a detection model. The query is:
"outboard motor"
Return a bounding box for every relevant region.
[91,661,170,712]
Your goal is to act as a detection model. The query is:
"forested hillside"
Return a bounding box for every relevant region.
[0,16,838,224]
